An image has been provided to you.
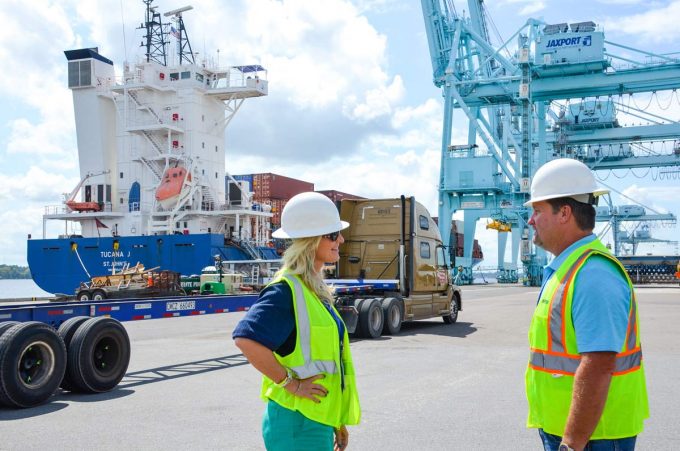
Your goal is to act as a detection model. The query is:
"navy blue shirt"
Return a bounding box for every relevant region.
[232,281,345,357]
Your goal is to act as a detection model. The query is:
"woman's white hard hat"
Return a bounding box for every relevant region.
[272,192,349,239]
[524,158,609,207]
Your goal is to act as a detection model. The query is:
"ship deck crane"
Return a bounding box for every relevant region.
[420,0,680,285]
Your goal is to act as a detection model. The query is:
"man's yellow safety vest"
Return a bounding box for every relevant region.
[526,238,648,438]
[261,274,361,428]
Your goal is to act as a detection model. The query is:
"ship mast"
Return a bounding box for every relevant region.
[139,0,167,65]
[164,6,195,65]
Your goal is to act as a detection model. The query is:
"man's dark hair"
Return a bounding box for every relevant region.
[546,197,596,231]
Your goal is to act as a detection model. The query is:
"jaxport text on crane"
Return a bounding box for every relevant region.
[546,35,592,48]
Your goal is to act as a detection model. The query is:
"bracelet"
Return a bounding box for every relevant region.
[294,379,301,394]
[275,368,294,388]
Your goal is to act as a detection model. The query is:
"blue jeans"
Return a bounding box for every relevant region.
[539,429,637,451]
[262,400,334,451]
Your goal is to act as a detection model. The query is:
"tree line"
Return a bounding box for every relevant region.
[0,265,31,279]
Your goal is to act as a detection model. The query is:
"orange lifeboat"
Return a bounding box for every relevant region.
[156,167,191,208]
[65,200,101,212]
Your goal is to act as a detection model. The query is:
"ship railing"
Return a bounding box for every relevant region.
[204,66,268,90]
[45,205,67,215]
[117,202,151,213]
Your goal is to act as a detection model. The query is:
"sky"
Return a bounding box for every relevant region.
[0,0,679,268]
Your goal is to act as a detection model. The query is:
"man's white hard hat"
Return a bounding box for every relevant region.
[524,158,609,207]
[272,192,349,239]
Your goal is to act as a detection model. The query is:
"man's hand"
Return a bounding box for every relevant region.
[562,351,616,450]
[334,425,349,451]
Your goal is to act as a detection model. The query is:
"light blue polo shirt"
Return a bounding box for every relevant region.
[541,234,631,353]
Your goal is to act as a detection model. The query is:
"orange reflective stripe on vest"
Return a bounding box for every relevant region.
[532,249,641,376]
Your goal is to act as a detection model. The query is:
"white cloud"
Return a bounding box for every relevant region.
[596,0,646,4]
[0,166,76,203]
[519,1,546,16]
[621,184,680,214]
[601,1,680,43]
[0,0,421,265]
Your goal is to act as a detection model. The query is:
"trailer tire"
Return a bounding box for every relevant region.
[0,322,67,408]
[66,317,130,393]
[76,290,91,301]
[381,298,403,335]
[358,298,384,339]
[443,293,460,324]
[57,316,90,392]
[0,321,20,338]
[91,289,107,301]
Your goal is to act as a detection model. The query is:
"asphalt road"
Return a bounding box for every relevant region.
[0,285,678,450]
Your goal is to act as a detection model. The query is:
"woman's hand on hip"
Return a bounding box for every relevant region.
[286,374,328,403]
[334,425,349,451]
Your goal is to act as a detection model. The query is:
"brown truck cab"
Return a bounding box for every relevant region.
[329,196,462,338]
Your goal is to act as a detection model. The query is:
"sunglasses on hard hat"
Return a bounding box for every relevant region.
[322,231,341,241]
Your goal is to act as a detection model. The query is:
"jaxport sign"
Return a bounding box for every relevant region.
[546,35,592,48]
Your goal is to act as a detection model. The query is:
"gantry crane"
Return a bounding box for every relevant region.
[420,0,680,285]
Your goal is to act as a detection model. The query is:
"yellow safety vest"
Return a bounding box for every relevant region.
[526,238,649,438]
[261,274,361,428]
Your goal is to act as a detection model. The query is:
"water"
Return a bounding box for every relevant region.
[0,279,52,299]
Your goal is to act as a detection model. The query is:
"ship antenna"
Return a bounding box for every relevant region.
[138,0,167,65]
[164,6,195,65]
[120,0,128,62]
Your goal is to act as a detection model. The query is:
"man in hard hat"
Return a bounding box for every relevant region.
[523,158,648,451]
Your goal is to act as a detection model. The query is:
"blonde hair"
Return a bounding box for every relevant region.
[275,236,334,303]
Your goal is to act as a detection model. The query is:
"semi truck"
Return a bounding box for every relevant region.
[0,196,462,408]
[330,196,462,338]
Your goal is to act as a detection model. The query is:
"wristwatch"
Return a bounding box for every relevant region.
[558,443,575,451]
[275,368,294,387]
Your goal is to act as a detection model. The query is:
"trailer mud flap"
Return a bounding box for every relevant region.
[337,306,358,334]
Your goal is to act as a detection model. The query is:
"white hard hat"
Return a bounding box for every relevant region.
[524,158,609,207]
[272,192,349,239]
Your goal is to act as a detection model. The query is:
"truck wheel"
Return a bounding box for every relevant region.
[381,298,403,335]
[91,289,107,301]
[0,321,20,338]
[443,294,460,324]
[359,298,384,339]
[57,316,90,392]
[76,290,91,301]
[0,322,67,408]
[67,317,130,393]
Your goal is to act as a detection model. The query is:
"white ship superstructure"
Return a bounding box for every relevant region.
[44,1,270,246]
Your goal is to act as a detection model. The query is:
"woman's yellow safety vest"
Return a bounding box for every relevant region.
[526,238,648,438]
[260,274,361,428]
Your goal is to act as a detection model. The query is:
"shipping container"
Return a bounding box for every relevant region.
[231,174,254,183]
[252,173,314,199]
[252,196,288,227]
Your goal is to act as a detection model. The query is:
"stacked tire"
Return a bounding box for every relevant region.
[0,317,130,409]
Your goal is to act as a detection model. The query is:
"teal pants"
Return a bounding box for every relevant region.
[262,400,334,451]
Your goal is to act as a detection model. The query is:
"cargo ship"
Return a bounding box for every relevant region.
[27,1,277,294]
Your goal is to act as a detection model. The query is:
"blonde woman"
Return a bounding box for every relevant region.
[233,192,361,450]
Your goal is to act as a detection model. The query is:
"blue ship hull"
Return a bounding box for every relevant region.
[27,234,279,294]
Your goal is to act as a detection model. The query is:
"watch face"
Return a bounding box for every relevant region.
[558,445,572,451]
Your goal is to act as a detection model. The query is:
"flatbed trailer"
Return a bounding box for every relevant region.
[0,292,259,409]
[0,293,259,327]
